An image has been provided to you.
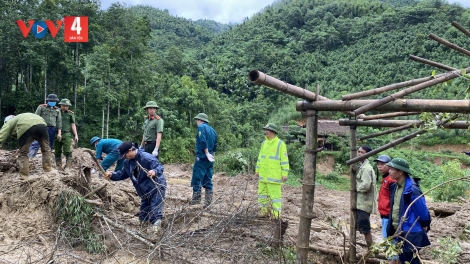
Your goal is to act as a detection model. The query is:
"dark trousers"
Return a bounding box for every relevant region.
[140,182,166,224]
[400,251,421,264]
[191,158,213,192]
[144,141,156,154]
[19,125,50,157]
[28,126,55,157]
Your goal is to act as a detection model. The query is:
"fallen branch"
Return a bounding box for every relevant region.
[85,199,103,206]
[84,183,107,199]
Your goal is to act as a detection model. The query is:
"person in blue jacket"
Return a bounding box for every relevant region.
[386,158,431,264]
[104,142,166,235]
[189,113,218,208]
[90,136,123,172]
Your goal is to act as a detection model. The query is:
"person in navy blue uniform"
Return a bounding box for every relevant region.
[104,142,166,234]
[189,113,218,208]
[386,158,431,264]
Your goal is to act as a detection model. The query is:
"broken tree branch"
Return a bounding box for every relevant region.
[361,112,420,120]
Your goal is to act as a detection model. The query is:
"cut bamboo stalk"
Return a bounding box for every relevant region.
[358,124,416,140]
[352,68,470,116]
[452,21,470,38]
[428,33,470,57]
[346,130,427,165]
[409,55,457,71]
[339,119,470,129]
[248,70,329,101]
[296,109,319,263]
[341,73,448,101]
[296,99,470,113]
[361,112,420,120]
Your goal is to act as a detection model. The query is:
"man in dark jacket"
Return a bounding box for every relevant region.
[189,113,218,208]
[386,158,431,264]
[104,142,166,235]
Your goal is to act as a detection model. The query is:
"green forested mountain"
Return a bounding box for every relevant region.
[1,0,470,163]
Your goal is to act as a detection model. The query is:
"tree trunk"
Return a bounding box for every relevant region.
[349,123,357,264]
[118,100,120,119]
[106,100,110,139]
[74,43,79,107]
[102,109,104,139]
[44,59,47,102]
[84,52,87,116]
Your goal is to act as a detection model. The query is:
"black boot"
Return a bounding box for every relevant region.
[203,189,213,209]
[189,191,201,205]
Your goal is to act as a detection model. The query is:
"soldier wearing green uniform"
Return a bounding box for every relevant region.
[54,98,78,170]
[140,101,164,158]
[28,94,62,158]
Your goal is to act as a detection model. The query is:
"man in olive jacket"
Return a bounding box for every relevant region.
[356,145,377,248]
[0,113,52,178]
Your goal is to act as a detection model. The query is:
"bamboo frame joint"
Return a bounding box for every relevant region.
[305,148,323,154]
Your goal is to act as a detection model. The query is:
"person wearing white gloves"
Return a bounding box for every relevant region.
[189,113,218,208]
[140,101,163,159]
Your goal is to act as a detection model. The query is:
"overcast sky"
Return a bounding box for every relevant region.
[99,0,470,24]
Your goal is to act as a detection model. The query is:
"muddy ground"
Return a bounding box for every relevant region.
[0,146,469,263]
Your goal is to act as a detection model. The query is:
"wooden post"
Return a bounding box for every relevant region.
[349,122,357,264]
[428,33,470,57]
[452,21,470,37]
[296,109,319,264]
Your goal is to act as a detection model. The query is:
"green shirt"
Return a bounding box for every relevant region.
[35,105,62,129]
[0,113,46,142]
[142,115,164,141]
[356,159,377,214]
[392,179,405,229]
[60,110,76,132]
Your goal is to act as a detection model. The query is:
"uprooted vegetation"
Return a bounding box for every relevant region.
[0,148,470,263]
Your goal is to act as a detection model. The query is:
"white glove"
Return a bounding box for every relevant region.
[152,148,159,157]
[91,168,97,174]
[206,153,215,162]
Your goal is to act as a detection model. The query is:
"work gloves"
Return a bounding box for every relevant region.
[206,153,215,162]
[152,148,159,157]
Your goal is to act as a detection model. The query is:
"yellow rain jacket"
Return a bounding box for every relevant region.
[256,136,289,183]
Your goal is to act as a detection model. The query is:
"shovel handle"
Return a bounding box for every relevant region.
[83,149,107,176]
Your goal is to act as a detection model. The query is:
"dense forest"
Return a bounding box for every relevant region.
[1,0,470,164]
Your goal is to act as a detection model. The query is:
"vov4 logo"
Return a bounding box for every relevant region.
[16,16,88,42]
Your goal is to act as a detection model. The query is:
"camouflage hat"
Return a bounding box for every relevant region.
[58,98,72,106]
[143,101,159,109]
[263,123,279,134]
[386,158,412,175]
[194,113,209,123]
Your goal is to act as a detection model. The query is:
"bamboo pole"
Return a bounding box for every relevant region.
[296,99,470,113]
[361,112,420,120]
[346,130,426,165]
[358,124,416,140]
[248,70,329,101]
[341,73,449,101]
[349,122,357,264]
[351,68,470,116]
[452,21,470,38]
[428,34,470,57]
[296,109,319,264]
[339,119,470,129]
[408,55,457,71]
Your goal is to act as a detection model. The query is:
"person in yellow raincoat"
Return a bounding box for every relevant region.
[255,123,289,218]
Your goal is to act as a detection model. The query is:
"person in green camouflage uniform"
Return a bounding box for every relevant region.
[140,101,164,158]
[54,98,78,170]
[28,94,62,158]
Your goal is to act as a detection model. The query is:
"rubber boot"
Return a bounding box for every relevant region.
[189,191,201,205]
[65,159,72,170]
[203,189,213,209]
[55,159,63,170]
[42,151,52,173]
[18,156,30,178]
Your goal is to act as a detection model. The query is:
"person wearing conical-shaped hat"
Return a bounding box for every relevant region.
[141,101,164,158]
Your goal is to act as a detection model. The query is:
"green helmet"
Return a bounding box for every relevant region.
[58,98,72,106]
[386,158,412,175]
[263,123,279,134]
[194,113,209,123]
[143,101,159,110]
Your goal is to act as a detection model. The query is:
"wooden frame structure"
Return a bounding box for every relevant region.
[248,21,470,264]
